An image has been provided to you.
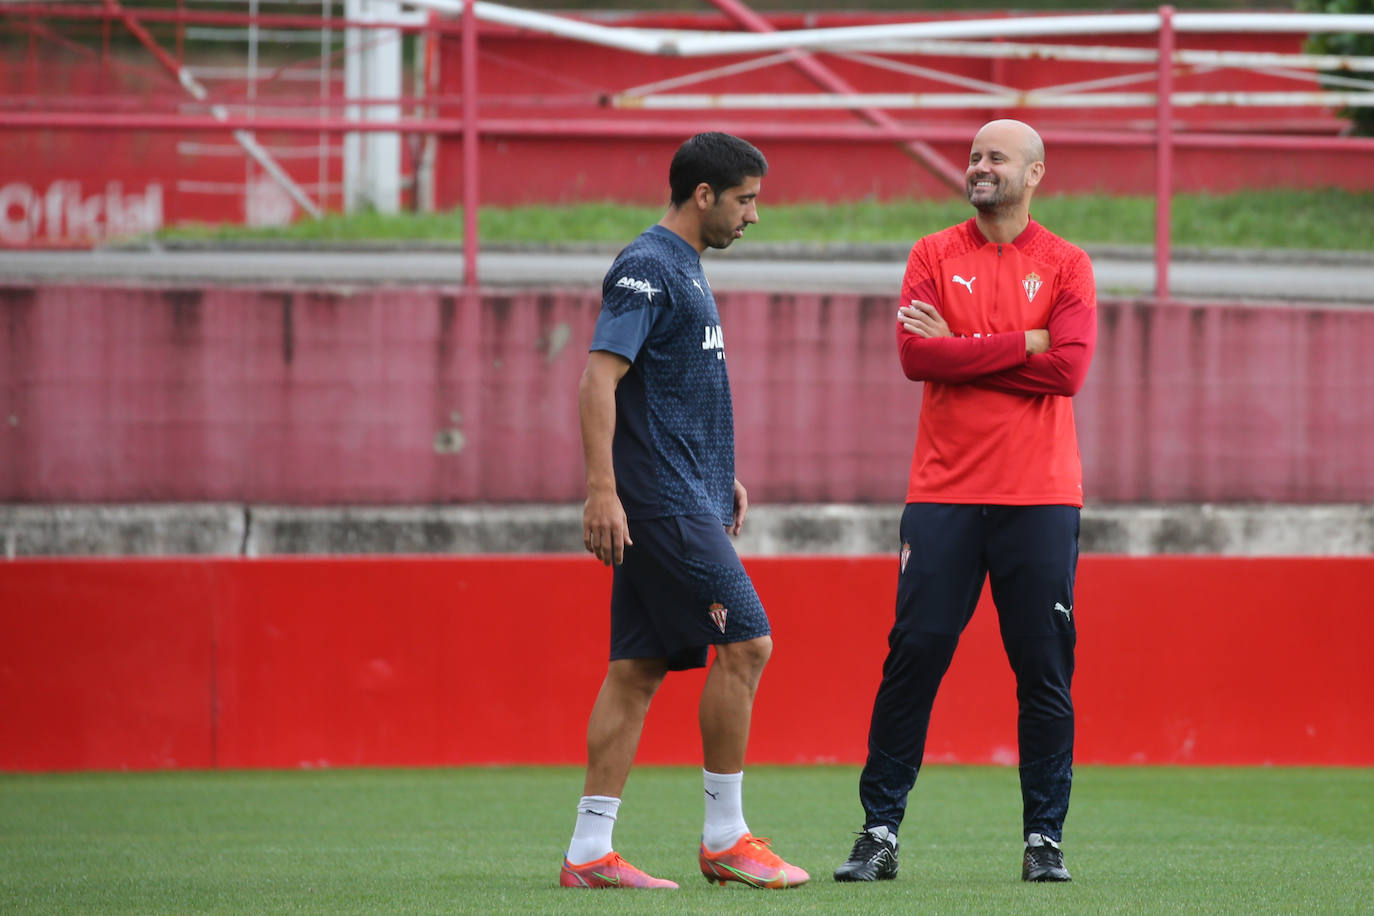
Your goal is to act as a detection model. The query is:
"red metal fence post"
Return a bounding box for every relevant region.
[461,0,478,290]
[1155,5,1175,303]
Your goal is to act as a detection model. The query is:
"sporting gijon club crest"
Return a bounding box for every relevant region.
[708,601,728,633]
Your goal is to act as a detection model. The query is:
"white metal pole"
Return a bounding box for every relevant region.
[320,0,332,213]
[343,0,362,212]
[245,0,258,222]
[366,0,402,214]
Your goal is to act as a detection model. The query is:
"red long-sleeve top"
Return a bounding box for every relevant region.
[898,217,1097,507]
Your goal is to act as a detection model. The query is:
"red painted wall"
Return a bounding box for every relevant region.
[3,284,1372,504]
[1,556,1370,771]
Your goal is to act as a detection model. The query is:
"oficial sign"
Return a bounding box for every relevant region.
[0,180,163,247]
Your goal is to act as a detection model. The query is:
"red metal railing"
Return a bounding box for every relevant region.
[1155,5,1175,301]
[3,2,1372,297]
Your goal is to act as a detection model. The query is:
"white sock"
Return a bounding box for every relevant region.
[567,795,620,864]
[866,824,898,850]
[701,769,749,853]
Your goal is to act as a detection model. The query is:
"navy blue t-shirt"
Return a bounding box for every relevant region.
[591,224,734,524]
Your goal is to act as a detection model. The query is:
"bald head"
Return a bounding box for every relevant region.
[974,119,1044,166]
[964,119,1046,237]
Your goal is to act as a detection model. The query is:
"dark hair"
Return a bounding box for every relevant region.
[668,132,768,206]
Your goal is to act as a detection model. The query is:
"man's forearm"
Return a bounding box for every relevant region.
[897,329,1028,383]
[578,371,619,493]
[970,293,1096,397]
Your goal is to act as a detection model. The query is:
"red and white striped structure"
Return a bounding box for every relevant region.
[2,1,1373,298]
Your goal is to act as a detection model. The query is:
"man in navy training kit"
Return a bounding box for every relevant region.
[561,131,809,891]
[833,119,1097,885]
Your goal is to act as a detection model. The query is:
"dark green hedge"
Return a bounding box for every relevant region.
[1298,0,1374,135]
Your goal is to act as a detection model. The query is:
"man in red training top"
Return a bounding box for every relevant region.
[834,119,1095,885]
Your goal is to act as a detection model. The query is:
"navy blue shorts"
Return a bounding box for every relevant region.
[609,515,771,671]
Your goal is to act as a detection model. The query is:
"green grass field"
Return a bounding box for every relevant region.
[3,765,1371,914]
[155,189,1374,253]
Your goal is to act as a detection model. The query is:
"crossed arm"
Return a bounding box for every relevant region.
[897,276,1095,397]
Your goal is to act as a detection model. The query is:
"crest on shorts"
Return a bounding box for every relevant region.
[707,601,728,633]
[1023,272,1043,303]
[900,542,911,574]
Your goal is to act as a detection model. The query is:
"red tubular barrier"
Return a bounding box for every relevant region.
[2,11,1366,250]
[1154,5,1175,302]
[1,555,1370,771]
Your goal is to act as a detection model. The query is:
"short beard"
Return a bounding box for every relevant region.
[970,195,1005,214]
[968,182,1022,214]
[705,226,737,250]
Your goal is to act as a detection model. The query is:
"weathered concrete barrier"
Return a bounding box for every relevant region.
[3,503,1371,558]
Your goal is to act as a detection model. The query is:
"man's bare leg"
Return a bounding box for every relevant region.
[699,636,772,773]
[583,656,669,796]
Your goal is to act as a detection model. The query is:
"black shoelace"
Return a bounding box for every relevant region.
[850,832,894,861]
[1026,845,1064,869]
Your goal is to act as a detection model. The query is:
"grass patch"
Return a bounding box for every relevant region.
[2,765,1371,914]
[156,189,1374,253]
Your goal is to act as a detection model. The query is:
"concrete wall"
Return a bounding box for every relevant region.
[5,284,1372,506]
[4,503,1372,558]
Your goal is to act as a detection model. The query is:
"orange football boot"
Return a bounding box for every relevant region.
[698,834,810,888]
[559,851,679,889]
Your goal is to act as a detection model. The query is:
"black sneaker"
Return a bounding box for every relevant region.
[833,827,898,882]
[1021,834,1071,882]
